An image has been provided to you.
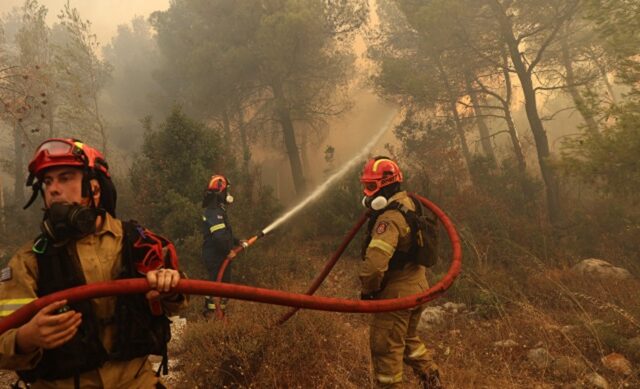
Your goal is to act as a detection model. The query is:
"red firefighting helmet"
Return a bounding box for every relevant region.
[360,157,403,197]
[27,138,110,182]
[24,138,114,211]
[207,175,229,193]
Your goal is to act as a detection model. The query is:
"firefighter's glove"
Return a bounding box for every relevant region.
[360,291,377,300]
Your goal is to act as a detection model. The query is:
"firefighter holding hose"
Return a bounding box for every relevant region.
[201,174,245,318]
[0,138,187,388]
[359,156,443,389]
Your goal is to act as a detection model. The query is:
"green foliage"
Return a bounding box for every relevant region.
[392,113,467,199]
[130,108,222,240]
[151,0,362,194]
[560,106,640,201]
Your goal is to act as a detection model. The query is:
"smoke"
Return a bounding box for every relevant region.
[262,108,399,235]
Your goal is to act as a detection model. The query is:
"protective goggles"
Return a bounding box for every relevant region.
[37,139,83,157]
[361,174,399,197]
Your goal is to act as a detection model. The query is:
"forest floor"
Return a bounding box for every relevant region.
[168,240,640,388]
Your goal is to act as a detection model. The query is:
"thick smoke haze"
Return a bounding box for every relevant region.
[0,0,169,44]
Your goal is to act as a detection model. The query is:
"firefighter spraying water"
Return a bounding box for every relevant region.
[211,109,400,317]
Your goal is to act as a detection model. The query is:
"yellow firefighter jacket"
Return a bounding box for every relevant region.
[0,212,187,388]
[360,191,429,298]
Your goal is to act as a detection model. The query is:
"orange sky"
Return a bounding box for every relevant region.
[0,0,170,44]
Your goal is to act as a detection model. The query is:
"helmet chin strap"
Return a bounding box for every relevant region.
[362,195,388,211]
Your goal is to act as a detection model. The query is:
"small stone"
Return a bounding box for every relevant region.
[418,306,445,330]
[601,352,632,375]
[443,302,466,313]
[527,347,552,369]
[572,259,632,280]
[493,339,518,348]
[626,336,640,360]
[560,325,579,335]
[585,372,609,389]
[551,356,587,379]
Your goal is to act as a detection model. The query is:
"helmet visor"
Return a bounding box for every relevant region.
[362,181,380,196]
[36,140,74,156]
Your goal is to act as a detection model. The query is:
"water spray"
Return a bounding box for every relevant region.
[213,109,399,318]
[220,108,398,258]
[262,109,398,236]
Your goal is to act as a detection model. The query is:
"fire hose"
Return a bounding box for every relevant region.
[213,211,369,321]
[214,193,461,321]
[0,194,461,335]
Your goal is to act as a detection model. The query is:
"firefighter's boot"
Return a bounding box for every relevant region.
[202,296,217,319]
[418,369,443,389]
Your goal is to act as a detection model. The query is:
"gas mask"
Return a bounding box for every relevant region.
[41,202,101,243]
[362,195,388,211]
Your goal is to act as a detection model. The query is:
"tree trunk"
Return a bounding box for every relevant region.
[236,110,253,203]
[437,61,475,184]
[493,1,561,223]
[465,74,497,168]
[300,129,311,185]
[501,53,533,202]
[0,175,5,234]
[222,108,232,146]
[92,93,107,155]
[589,49,617,104]
[448,99,474,183]
[236,111,251,177]
[561,32,599,134]
[47,94,55,138]
[272,83,306,196]
[13,122,25,207]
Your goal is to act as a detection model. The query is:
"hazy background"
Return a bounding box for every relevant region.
[0,0,170,44]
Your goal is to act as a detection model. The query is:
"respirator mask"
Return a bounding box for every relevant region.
[41,202,101,243]
[362,195,388,211]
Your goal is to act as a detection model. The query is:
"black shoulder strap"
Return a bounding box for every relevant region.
[385,200,417,221]
[120,220,139,277]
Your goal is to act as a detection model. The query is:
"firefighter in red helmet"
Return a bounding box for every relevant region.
[360,156,442,389]
[0,138,188,388]
[201,174,244,317]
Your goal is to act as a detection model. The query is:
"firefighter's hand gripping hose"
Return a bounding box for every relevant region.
[0,194,461,335]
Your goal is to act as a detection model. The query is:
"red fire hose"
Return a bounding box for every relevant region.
[211,193,459,320]
[276,211,369,324]
[0,194,461,335]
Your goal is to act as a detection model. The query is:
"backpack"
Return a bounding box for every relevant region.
[387,196,439,268]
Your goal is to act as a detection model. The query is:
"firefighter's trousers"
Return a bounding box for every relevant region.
[370,305,439,388]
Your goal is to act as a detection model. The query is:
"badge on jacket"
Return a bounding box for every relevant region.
[0,267,12,282]
[375,221,388,234]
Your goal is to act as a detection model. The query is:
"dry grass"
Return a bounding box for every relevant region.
[170,238,640,388]
[174,302,371,388]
